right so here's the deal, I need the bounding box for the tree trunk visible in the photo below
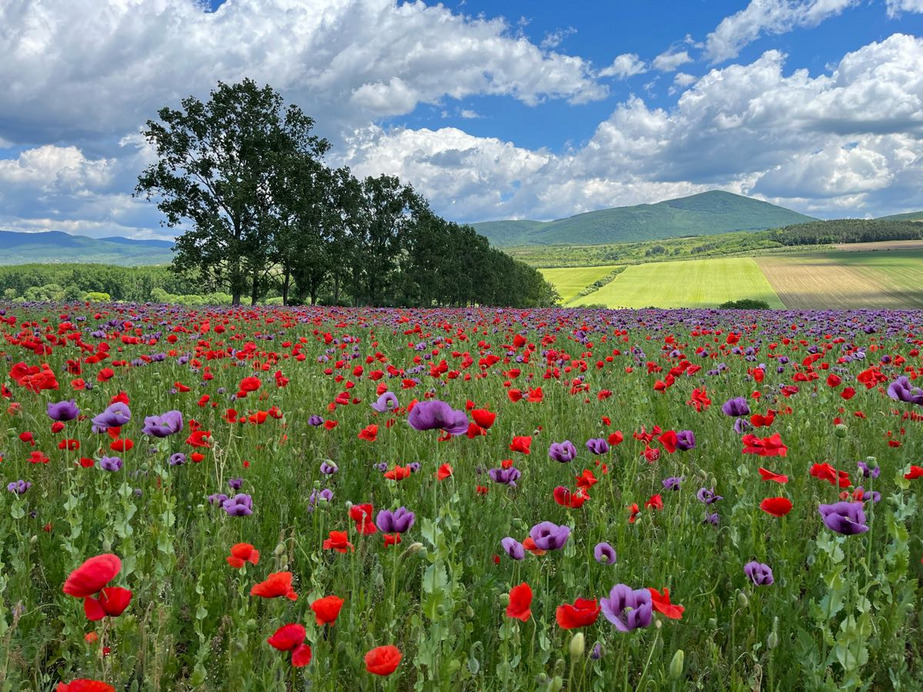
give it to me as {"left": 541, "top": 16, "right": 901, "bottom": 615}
{"left": 281, "top": 268, "right": 291, "bottom": 306}
{"left": 250, "top": 267, "right": 259, "bottom": 306}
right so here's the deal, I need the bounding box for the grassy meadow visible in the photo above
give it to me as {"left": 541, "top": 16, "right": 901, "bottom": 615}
{"left": 0, "top": 303, "right": 921, "bottom": 691}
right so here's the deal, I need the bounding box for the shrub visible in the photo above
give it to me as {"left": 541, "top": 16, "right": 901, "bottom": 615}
{"left": 719, "top": 298, "right": 771, "bottom": 309}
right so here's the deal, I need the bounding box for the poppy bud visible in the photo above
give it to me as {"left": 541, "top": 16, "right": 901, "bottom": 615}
{"left": 549, "top": 675, "right": 564, "bottom": 692}
{"left": 737, "top": 591, "right": 749, "bottom": 609}
{"left": 569, "top": 633, "right": 585, "bottom": 658}
{"left": 669, "top": 649, "right": 685, "bottom": 680}
{"left": 273, "top": 543, "right": 286, "bottom": 556}
{"left": 834, "top": 424, "right": 848, "bottom": 438}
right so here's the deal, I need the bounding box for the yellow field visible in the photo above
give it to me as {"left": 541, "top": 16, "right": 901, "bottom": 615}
{"left": 539, "top": 265, "right": 620, "bottom": 303}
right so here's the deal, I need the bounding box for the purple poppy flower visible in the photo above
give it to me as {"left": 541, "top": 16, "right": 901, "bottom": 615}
{"left": 594, "top": 542, "right": 617, "bottom": 565}
{"left": 662, "top": 476, "right": 684, "bottom": 491}
{"left": 47, "top": 400, "right": 79, "bottom": 422}
{"left": 856, "top": 460, "right": 880, "bottom": 479}
{"left": 703, "top": 512, "right": 720, "bottom": 526}
{"left": 733, "top": 417, "right": 752, "bottom": 435}
{"left": 501, "top": 537, "right": 525, "bottom": 560}
{"left": 141, "top": 410, "right": 183, "bottom": 438}
{"left": 222, "top": 494, "right": 253, "bottom": 517}
{"left": 319, "top": 461, "right": 338, "bottom": 475}
{"left": 818, "top": 502, "right": 869, "bottom": 535}
{"left": 489, "top": 467, "right": 521, "bottom": 487}
{"left": 407, "top": 400, "right": 468, "bottom": 436}
{"left": 855, "top": 487, "right": 881, "bottom": 503}
{"left": 408, "top": 462, "right": 422, "bottom": 473}
{"left": 548, "top": 440, "right": 577, "bottom": 463}
{"left": 371, "top": 391, "right": 399, "bottom": 413}
{"left": 722, "top": 397, "right": 751, "bottom": 417}
{"left": 91, "top": 402, "right": 131, "bottom": 432}
{"left": 676, "top": 430, "right": 696, "bottom": 451}
{"left": 308, "top": 415, "right": 324, "bottom": 427}
{"left": 376, "top": 507, "right": 415, "bottom": 533}
{"left": 600, "top": 584, "right": 653, "bottom": 632}
{"left": 529, "top": 521, "right": 570, "bottom": 551}
{"left": 887, "top": 376, "right": 923, "bottom": 406}
{"left": 590, "top": 643, "right": 603, "bottom": 660}
{"left": 697, "top": 487, "right": 723, "bottom": 505}
{"left": 228, "top": 477, "right": 243, "bottom": 491}
{"left": 7, "top": 480, "right": 31, "bottom": 495}
{"left": 99, "top": 456, "right": 123, "bottom": 472}
{"left": 744, "top": 561, "right": 774, "bottom": 586}
{"left": 208, "top": 492, "right": 229, "bottom": 505}
{"left": 168, "top": 452, "right": 186, "bottom": 466}
{"left": 585, "top": 438, "right": 609, "bottom": 455}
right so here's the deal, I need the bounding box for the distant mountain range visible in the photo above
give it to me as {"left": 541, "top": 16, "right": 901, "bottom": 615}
{"left": 0, "top": 231, "right": 174, "bottom": 265}
{"left": 471, "top": 191, "right": 818, "bottom": 247}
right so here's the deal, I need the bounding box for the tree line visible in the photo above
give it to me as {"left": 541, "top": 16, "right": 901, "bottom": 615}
{"left": 135, "top": 79, "right": 556, "bottom": 308}
{"left": 770, "top": 219, "right": 923, "bottom": 246}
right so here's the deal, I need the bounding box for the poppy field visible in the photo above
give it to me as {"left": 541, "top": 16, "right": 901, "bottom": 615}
{"left": 1, "top": 303, "right": 922, "bottom": 691}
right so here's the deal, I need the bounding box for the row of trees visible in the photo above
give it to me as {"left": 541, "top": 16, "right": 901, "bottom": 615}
{"left": 136, "top": 80, "right": 555, "bottom": 308}
{"left": 771, "top": 219, "right": 923, "bottom": 246}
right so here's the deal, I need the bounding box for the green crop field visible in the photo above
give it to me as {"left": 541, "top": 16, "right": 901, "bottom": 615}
{"left": 538, "top": 265, "right": 621, "bottom": 303}
{"left": 567, "top": 257, "right": 785, "bottom": 309}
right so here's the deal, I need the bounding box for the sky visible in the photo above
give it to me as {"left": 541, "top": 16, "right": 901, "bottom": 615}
{"left": 1, "top": 0, "right": 922, "bottom": 240}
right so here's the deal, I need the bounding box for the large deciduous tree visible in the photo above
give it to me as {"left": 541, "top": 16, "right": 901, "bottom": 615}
{"left": 135, "top": 79, "right": 329, "bottom": 305}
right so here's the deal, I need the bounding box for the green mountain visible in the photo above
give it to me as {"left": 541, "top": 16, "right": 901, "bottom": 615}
{"left": 877, "top": 211, "right": 923, "bottom": 222}
{"left": 471, "top": 191, "right": 817, "bottom": 247}
{"left": 0, "top": 230, "right": 174, "bottom": 265}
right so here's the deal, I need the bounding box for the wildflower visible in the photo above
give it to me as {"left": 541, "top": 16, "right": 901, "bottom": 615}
{"left": 529, "top": 521, "right": 570, "bottom": 551}
{"left": 91, "top": 403, "right": 131, "bottom": 432}
{"left": 323, "top": 530, "right": 354, "bottom": 553}
{"left": 548, "top": 440, "right": 577, "bottom": 463}
{"left": 676, "top": 430, "right": 696, "bottom": 451}
{"left": 221, "top": 494, "right": 253, "bottom": 517}
{"left": 662, "top": 476, "right": 683, "bottom": 491}
{"left": 226, "top": 543, "right": 260, "bottom": 568}
{"left": 856, "top": 460, "right": 880, "bottom": 479}
{"left": 311, "top": 595, "right": 344, "bottom": 625}
{"left": 471, "top": 409, "right": 496, "bottom": 429}
{"left": 7, "top": 480, "right": 31, "bottom": 495}
{"left": 501, "top": 537, "right": 525, "bottom": 560}
{"left": 375, "top": 507, "right": 415, "bottom": 533}
{"left": 506, "top": 583, "right": 532, "bottom": 621}
{"left": 722, "top": 397, "right": 751, "bottom": 417}
{"left": 556, "top": 598, "right": 601, "bottom": 629}
{"left": 744, "top": 561, "right": 774, "bottom": 586}
{"left": 98, "top": 456, "right": 123, "bottom": 472}
{"left": 56, "top": 680, "right": 115, "bottom": 692}
{"left": 141, "top": 411, "right": 183, "bottom": 437}
{"left": 371, "top": 391, "right": 399, "bottom": 413}
{"left": 585, "top": 438, "right": 609, "bottom": 455}
{"left": 350, "top": 504, "right": 377, "bottom": 534}
{"left": 600, "top": 584, "right": 652, "bottom": 632}
{"left": 509, "top": 436, "right": 532, "bottom": 454}
{"left": 488, "top": 467, "right": 521, "bottom": 487}
{"left": 407, "top": 400, "right": 468, "bottom": 435}
{"left": 905, "top": 465, "right": 923, "bottom": 480}
{"left": 267, "top": 624, "right": 312, "bottom": 667}
{"left": 594, "top": 542, "right": 616, "bottom": 565}
{"left": 758, "top": 468, "right": 788, "bottom": 483}
{"left": 250, "top": 572, "right": 298, "bottom": 600}
{"left": 818, "top": 502, "right": 869, "bottom": 535}
{"left": 742, "top": 433, "right": 787, "bottom": 457}
{"left": 696, "top": 487, "right": 722, "bottom": 505}
{"left": 364, "top": 645, "right": 402, "bottom": 676}
{"left": 648, "top": 588, "right": 684, "bottom": 619}
{"left": 760, "top": 497, "right": 793, "bottom": 517}
{"left": 47, "top": 400, "right": 79, "bottom": 422}
{"left": 887, "top": 376, "right": 923, "bottom": 406}
{"left": 436, "top": 463, "right": 453, "bottom": 480}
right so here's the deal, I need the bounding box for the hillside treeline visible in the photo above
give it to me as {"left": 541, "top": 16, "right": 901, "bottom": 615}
{"left": 771, "top": 219, "right": 923, "bottom": 245}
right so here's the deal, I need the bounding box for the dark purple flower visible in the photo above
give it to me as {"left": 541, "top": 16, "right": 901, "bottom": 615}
{"left": 662, "top": 476, "right": 684, "bottom": 491}
{"left": 168, "top": 452, "right": 186, "bottom": 466}
{"left": 376, "top": 507, "right": 415, "bottom": 533}
{"left": 208, "top": 492, "right": 229, "bottom": 505}
{"left": 222, "top": 493, "right": 253, "bottom": 516}
{"left": 600, "top": 584, "right": 652, "bottom": 632}
{"left": 529, "top": 521, "right": 570, "bottom": 551}
{"left": 408, "top": 462, "right": 421, "bottom": 473}
{"left": 47, "top": 399, "right": 79, "bottom": 422}
{"left": 818, "top": 502, "right": 869, "bottom": 535}
{"left": 585, "top": 438, "right": 609, "bottom": 455}
{"left": 548, "top": 440, "right": 577, "bottom": 463}
{"left": 91, "top": 402, "right": 131, "bottom": 432}
{"left": 141, "top": 410, "right": 183, "bottom": 438}
{"left": 697, "top": 487, "right": 722, "bottom": 505}
{"left": 489, "top": 467, "right": 521, "bottom": 487}
{"left": 375, "top": 462, "right": 389, "bottom": 473}
{"left": 733, "top": 417, "right": 752, "bottom": 435}
{"left": 228, "top": 477, "right": 243, "bottom": 491}
{"left": 744, "top": 561, "right": 774, "bottom": 586}
{"left": 590, "top": 643, "right": 603, "bottom": 660}
{"left": 703, "top": 512, "right": 720, "bottom": 526}
{"left": 887, "top": 376, "right": 923, "bottom": 406}
{"left": 855, "top": 487, "right": 881, "bottom": 503}
{"left": 407, "top": 400, "right": 468, "bottom": 436}
{"left": 501, "top": 537, "right": 525, "bottom": 560}
{"left": 99, "top": 456, "right": 123, "bottom": 472}
{"left": 856, "top": 460, "right": 880, "bottom": 479}
{"left": 594, "top": 542, "right": 617, "bottom": 565}
{"left": 722, "top": 397, "right": 751, "bottom": 417}
{"left": 308, "top": 415, "right": 324, "bottom": 427}
{"left": 7, "top": 480, "right": 31, "bottom": 495}
{"left": 371, "top": 391, "right": 399, "bottom": 413}
{"left": 319, "top": 461, "right": 338, "bottom": 475}
{"left": 676, "top": 430, "right": 696, "bottom": 451}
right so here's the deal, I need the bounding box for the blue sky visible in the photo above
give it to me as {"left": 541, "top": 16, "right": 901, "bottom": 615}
{"left": 1, "top": 0, "right": 922, "bottom": 239}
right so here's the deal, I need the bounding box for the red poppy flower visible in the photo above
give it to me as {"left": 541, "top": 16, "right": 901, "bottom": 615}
{"left": 436, "top": 463, "right": 453, "bottom": 481}
{"left": 506, "top": 583, "right": 532, "bottom": 621}
{"left": 645, "top": 494, "right": 664, "bottom": 510}
{"left": 384, "top": 533, "right": 401, "bottom": 546}
{"left": 227, "top": 543, "right": 260, "bottom": 568}
{"left": 63, "top": 554, "right": 121, "bottom": 598}
{"left": 758, "top": 468, "right": 788, "bottom": 483}
{"left": 350, "top": 504, "right": 377, "bottom": 534}
{"left": 658, "top": 430, "right": 678, "bottom": 454}
{"left": 267, "top": 623, "right": 306, "bottom": 651}
{"left": 905, "top": 466, "right": 923, "bottom": 480}
{"left": 358, "top": 424, "right": 378, "bottom": 442}
{"left": 628, "top": 503, "right": 641, "bottom": 524}
{"left": 648, "top": 588, "right": 685, "bottom": 620}
{"left": 383, "top": 465, "right": 411, "bottom": 480}
{"left": 810, "top": 463, "right": 851, "bottom": 488}
{"left": 56, "top": 681, "right": 115, "bottom": 692}
{"left": 323, "top": 531, "right": 354, "bottom": 553}
{"left": 608, "top": 430, "right": 624, "bottom": 446}
{"left": 239, "top": 376, "right": 261, "bottom": 392}
{"left": 185, "top": 430, "right": 212, "bottom": 448}
{"left": 522, "top": 537, "right": 546, "bottom": 556}
{"left": 742, "top": 433, "right": 788, "bottom": 457}
{"left": 311, "top": 595, "right": 344, "bottom": 625}
{"left": 509, "top": 436, "right": 532, "bottom": 454}
{"left": 575, "top": 469, "right": 598, "bottom": 490}
{"left": 250, "top": 572, "right": 298, "bottom": 600}
{"left": 83, "top": 586, "right": 133, "bottom": 621}
{"left": 760, "top": 497, "right": 793, "bottom": 517}
{"left": 364, "top": 645, "right": 402, "bottom": 676}
{"left": 553, "top": 486, "right": 589, "bottom": 508}
{"left": 471, "top": 409, "right": 496, "bottom": 429}
{"left": 555, "top": 598, "right": 600, "bottom": 629}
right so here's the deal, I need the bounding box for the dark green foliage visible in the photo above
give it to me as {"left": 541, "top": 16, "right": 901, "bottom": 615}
{"left": 719, "top": 298, "right": 771, "bottom": 309}
{"left": 770, "top": 219, "right": 923, "bottom": 246}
